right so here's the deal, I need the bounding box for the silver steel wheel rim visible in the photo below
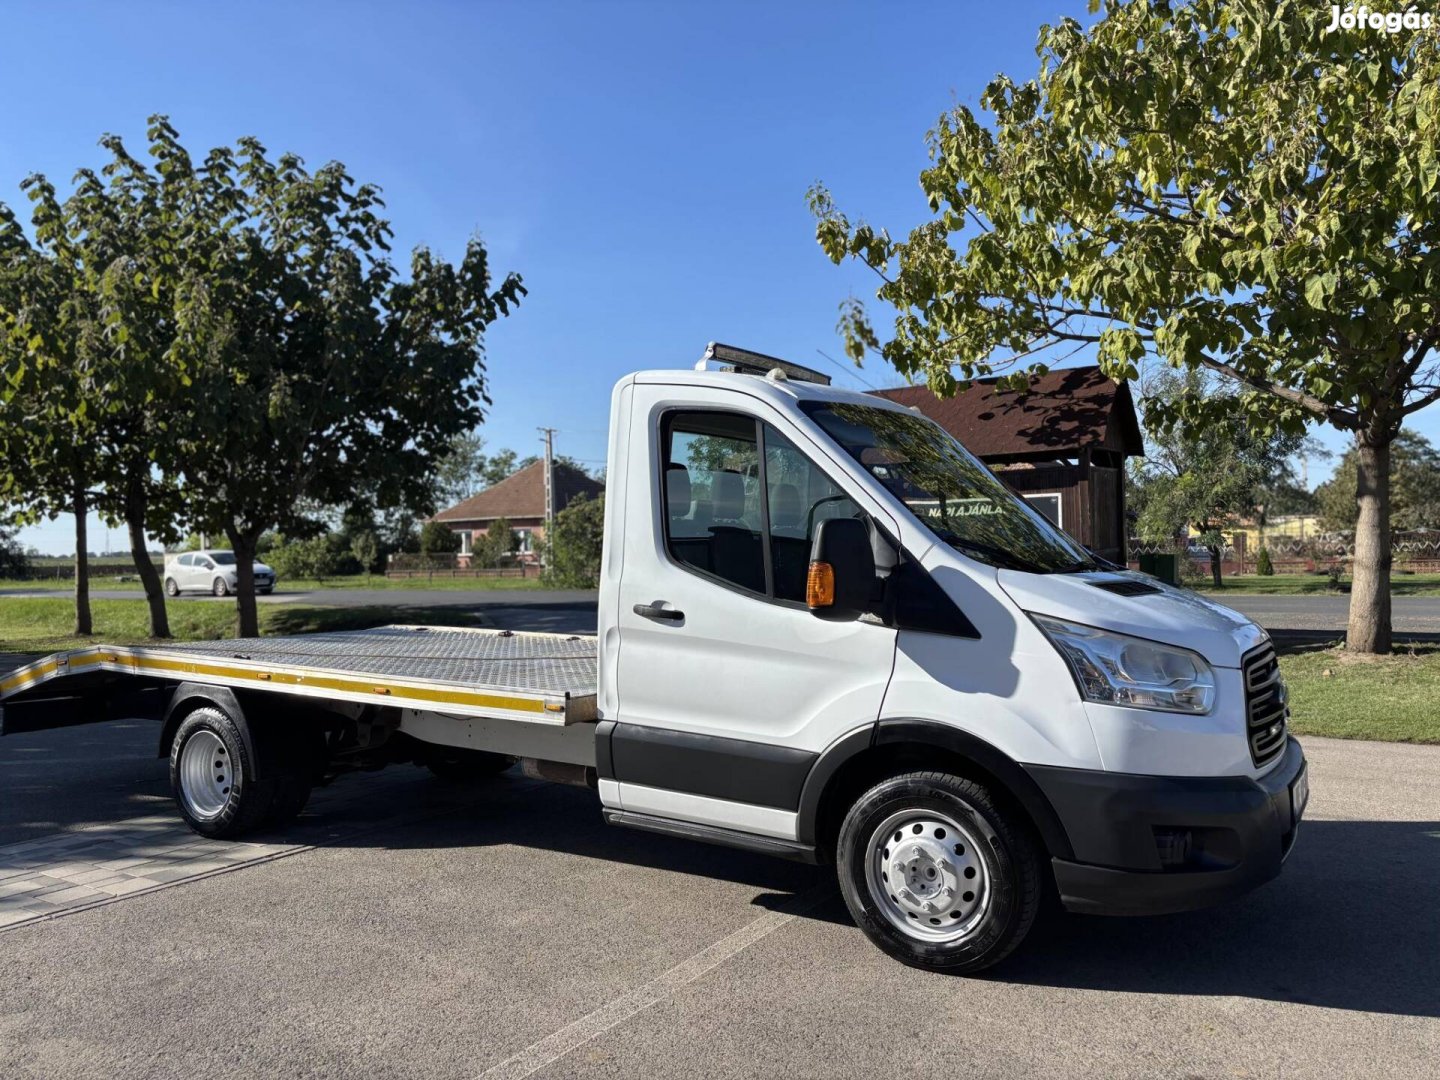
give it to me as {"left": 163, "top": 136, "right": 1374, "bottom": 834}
{"left": 179, "top": 729, "right": 234, "bottom": 820}
{"left": 865, "top": 809, "right": 992, "bottom": 943}
{"left": 213, "top": 578, "right": 226, "bottom": 596}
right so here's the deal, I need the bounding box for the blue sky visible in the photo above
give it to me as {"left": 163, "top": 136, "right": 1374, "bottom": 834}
{"left": 2, "top": 0, "right": 1432, "bottom": 554}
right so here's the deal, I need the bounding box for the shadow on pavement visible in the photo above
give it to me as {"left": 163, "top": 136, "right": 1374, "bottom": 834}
{"left": 998, "top": 818, "right": 1440, "bottom": 1019}
{"left": 255, "top": 774, "right": 1439, "bottom": 1019}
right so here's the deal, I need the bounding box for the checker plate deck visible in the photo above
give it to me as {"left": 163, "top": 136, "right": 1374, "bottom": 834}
{"left": 0, "top": 625, "right": 598, "bottom": 725}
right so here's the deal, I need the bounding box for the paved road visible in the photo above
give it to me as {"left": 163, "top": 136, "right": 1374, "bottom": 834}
{"left": 0, "top": 724, "right": 1436, "bottom": 1077}
{"left": 8, "top": 586, "right": 1440, "bottom": 636}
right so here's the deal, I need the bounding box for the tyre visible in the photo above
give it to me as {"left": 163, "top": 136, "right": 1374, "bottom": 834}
{"left": 169, "top": 706, "right": 315, "bottom": 838}
{"left": 836, "top": 771, "right": 1043, "bottom": 973}
{"left": 424, "top": 750, "right": 516, "bottom": 781}
{"left": 170, "top": 707, "right": 274, "bottom": 838}
{"left": 212, "top": 577, "right": 230, "bottom": 597}
{"left": 164, "top": 577, "right": 180, "bottom": 597}
{"left": 258, "top": 587, "right": 273, "bottom": 595}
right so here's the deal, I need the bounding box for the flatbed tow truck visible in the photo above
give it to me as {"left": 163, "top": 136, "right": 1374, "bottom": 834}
{"left": 0, "top": 343, "right": 1307, "bottom": 972}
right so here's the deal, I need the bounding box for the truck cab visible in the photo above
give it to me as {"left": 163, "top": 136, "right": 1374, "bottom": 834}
{"left": 594, "top": 344, "right": 1305, "bottom": 970}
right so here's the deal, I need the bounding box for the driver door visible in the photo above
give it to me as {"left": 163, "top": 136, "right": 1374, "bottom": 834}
{"left": 610, "top": 396, "right": 898, "bottom": 839}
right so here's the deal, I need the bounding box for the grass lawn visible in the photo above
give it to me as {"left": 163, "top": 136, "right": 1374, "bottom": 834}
{"left": 0, "top": 573, "right": 547, "bottom": 593}
{"left": 1193, "top": 573, "right": 1440, "bottom": 596}
{"left": 0, "top": 597, "right": 486, "bottom": 656}
{"left": 1281, "top": 644, "right": 1440, "bottom": 743}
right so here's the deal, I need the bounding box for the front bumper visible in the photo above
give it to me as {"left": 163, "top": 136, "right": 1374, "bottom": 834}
{"left": 1026, "top": 737, "right": 1306, "bottom": 916}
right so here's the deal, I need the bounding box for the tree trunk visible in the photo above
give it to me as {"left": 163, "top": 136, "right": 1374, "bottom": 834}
{"left": 1208, "top": 545, "right": 1223, "bottom": 588}
{"left": 229, "top": 529, "right": 260, "bottom": 638}
{"left": 72, "top": 476, "right": 92, "bottom": 636}
{"left": 1348, "top": 435, "right": 1392, "bottom": 654}
{"left": 124, "top": 478, "right": 170, "bottom": 639}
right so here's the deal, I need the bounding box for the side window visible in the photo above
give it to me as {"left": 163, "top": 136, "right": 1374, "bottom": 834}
{"left": 663, "top": 412, "right": 765, "bottom": 594}
{"left": 763, "top": 424, "right": 862, "bottom": 602}
{"left": 178, "top": 554, "right": 193, "bottom": 567}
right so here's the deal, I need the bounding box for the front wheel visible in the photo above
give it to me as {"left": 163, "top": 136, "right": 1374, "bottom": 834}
{"left": 836, "top": 771, "right": 1043, "bottom": 973}
{"left": 212, "top": 577, "right": 230, "bottom": 597}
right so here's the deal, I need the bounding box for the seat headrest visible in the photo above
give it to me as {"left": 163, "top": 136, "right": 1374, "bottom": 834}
{"left": 711, "top": 471, "right": 746, "bottom": 520}
{"left": 772, "top": 483, "right": 802, "bottom": 528}
{"left": 666, "top": 464, "right": 692, "bottom": 516}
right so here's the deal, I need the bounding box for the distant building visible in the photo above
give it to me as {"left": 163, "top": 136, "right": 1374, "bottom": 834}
{"left": 432, "top": 460, "right": 604, "bottom": 563}
{"left": 872, "top": 365, "right": 1144, "bottom": 564}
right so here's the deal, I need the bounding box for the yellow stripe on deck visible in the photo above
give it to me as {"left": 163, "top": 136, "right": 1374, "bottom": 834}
{"left": 1, "top": 647, "right": 551, "bottom": 717}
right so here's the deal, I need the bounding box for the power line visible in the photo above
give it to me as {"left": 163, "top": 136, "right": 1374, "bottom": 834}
{"left": 815, "top": 348, "right": 881, "bottom": 392}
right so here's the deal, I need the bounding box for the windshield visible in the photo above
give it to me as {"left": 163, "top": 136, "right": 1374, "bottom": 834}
{"left": 210, "top": 552, "right": 237, "bottom": 566}
{"left": 804, "top": 402, "right": 1097, "bottom": 574}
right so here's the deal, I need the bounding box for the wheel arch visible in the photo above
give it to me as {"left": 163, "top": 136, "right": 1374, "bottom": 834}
{"left": 796, "top": 719, "right": 1074, "bottom": 863}
{"left": 159, "top": 684, "right": 257, "bottom": 775}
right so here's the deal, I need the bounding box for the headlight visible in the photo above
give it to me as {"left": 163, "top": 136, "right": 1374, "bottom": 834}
{"left": 1030, "top": 615, "right": 1215, "bottom": 714}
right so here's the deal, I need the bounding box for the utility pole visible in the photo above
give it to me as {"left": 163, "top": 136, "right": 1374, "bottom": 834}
{"left": 538, "top": 427, "right": 557, "bottom": 567}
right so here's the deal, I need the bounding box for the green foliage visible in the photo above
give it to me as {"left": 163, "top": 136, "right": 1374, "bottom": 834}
{"left": 350, "top": 530, "right": 380, "bottom": 576}
{"left": 471, "top": 516, "right": 518, "bottom": 567}
{"left": 540, "top": 494, "right": 605, "bottom": 588}
{"left": 419, "top": 520, "right": 462, "bottom": 556}
{"left": 12, "top": 115, "right": 529, "bottom": 636}
{"left": 1315, "top": 430, "right": 1440, "bottom": 531}
{"left": 810, "top": 1, "right": 1439, "bottom": 648}
{"left": 1256, "top": 546, "right": 1275, "bottom": 576}
{"left": 1131, "top": 369, "right": 1307, "bottom": 584}
{"left": 0, "top": 521, "right": 28, "bottom": 578}
{"left": 434, "top": 432, "right": 524, "bottom": 507}
{"left": 0, "top": 147, "right": 188, "bottom": 635}
{"left": 266, "top": 534, "right": 342, "bottom": 581}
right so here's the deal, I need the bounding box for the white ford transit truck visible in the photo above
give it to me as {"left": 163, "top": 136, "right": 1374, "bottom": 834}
{"left": 0, "top": 343, "right": 1307, "bottom": 972}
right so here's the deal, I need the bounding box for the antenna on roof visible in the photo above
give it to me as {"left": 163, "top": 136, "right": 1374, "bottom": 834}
{"left": 695, "top": 341, "right": 832, "bottom": 386}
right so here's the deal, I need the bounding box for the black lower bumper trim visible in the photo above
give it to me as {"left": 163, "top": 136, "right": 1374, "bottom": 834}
{"left": 1028, "top": 738, "right": 1307, "bottom": 917}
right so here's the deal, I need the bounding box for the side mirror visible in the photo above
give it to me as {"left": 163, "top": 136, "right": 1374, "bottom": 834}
{"left": 807, "top": 517, "right": 874, "bottom": 621}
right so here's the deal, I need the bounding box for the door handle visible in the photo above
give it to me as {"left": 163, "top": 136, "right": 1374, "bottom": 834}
{"left": 633, "top": 602, "right": 684, "bottom": 623}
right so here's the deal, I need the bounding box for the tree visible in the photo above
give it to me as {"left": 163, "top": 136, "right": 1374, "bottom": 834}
{"left": 517, "top": 452, "right": 592, "bottom": 478}
{"left": 0, "top": 219, "right": 99, "bottom": 633}
{"left": 147, "top": 117, "right": 523, "bottom": 636}
{"left": 435, "top": 430, "right": 490, "bottom": 506}
{"left": 0, "top": 520, "right": 28, "bottom": 578}
{"left": 540, "top": 494, "right": 605, "bottom": 588}
{"left": 267, "top": 534, "right": 341, "bottom": 582}
{"left": 350, "top": 529, "right": 380, "bottom": 578}
{"left": 419, "top": 520, "right": 461, "bottom": 556}
{"left": 811, "top": 1, "right": 1440, "bottom": 652}
{"left": 1256, "top": 546, "right": 1275, "bottom": 576}
{"left": 1316, "top": 430, "right": 1440, "bottom": 532}
{"left": 473, "top": 516, "right": 518, "bottom": 567}
{"left": 1132, "top": 369, "right": 1306, "bottom": 586}
{"left": 1, "top": 134, "right": 193, "bottom": 639}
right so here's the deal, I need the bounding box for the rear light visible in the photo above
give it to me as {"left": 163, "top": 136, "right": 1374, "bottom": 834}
{"left": 806, "top": 561, "right": 835, "bottom": 608}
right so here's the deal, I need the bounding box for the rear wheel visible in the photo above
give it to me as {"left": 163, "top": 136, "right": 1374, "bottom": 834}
{"left": 836, "top": 771, "right": 1043, "bottom": 973}
{"left": 424, "top": 749, "right": 516, "bottom": 781}
{"left": 170, "top": 706, "right": 315, "bottom": 838}
{"left": 165, "top": 577, "right": 180, "bottom": 597}
{"left": 212, "top": 577, "right": 230, "bottom": 597}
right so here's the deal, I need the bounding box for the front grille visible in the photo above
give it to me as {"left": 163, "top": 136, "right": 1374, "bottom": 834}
{"left": 1243, "top": 643, "right": 1288, "bottom": 767}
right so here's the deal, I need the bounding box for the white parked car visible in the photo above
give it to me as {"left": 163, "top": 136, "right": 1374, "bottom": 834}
{"left": 164, "top": 550, "right": 278, "bottom": 597}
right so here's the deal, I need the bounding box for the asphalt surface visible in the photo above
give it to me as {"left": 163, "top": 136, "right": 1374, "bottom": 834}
{"left": 0, "top": 721, "right": 1436, "bottom": 1078}
{"left": 7, "top": 587, "right": 1440, "bottom": 636}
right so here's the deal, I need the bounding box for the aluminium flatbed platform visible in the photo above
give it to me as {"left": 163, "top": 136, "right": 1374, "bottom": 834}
{"left": 0, "top": 625, "right": 598, "bottom": 727}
